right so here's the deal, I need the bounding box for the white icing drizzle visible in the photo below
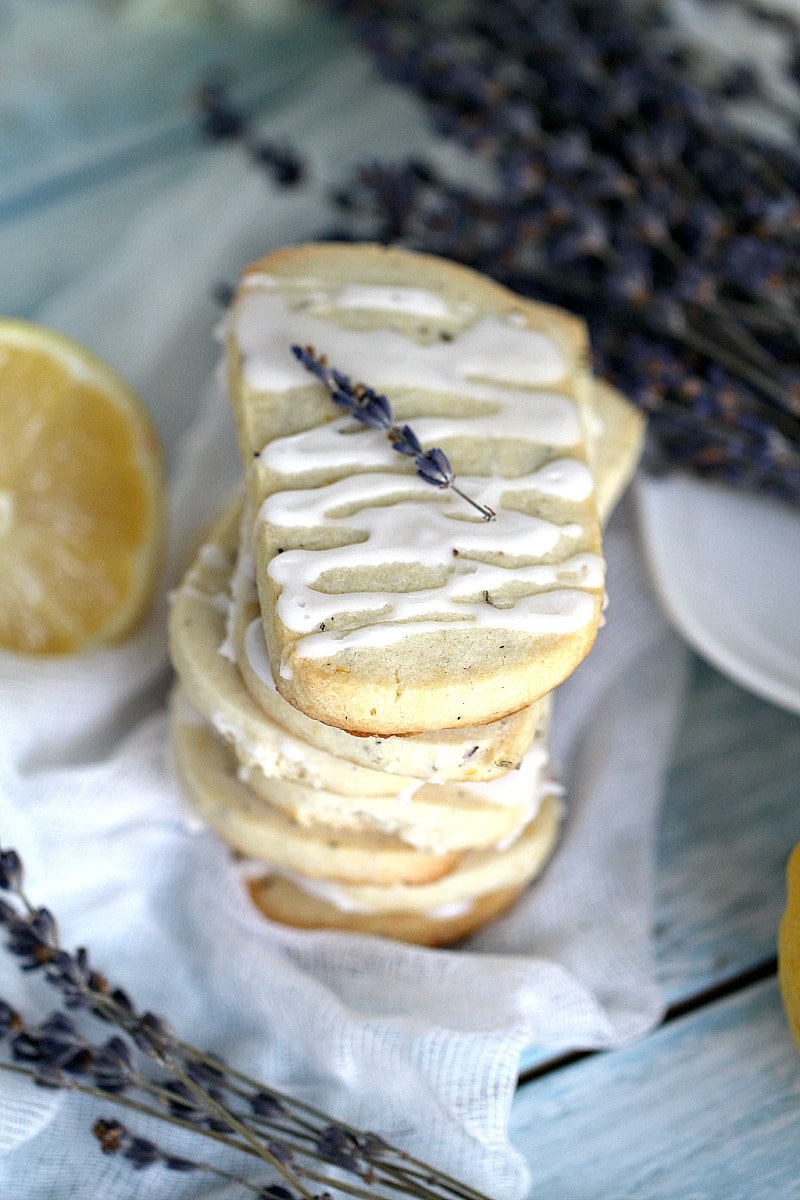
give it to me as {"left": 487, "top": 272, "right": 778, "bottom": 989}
{"left": 218, "top": 536, "right": 257, "bottom": 664}
{"left": 237, "top": 278, "right": 568, "bottom": 391}
{"left": 262, "top": 485, "right": 599, "bottom": 659}
{"left": 259, "top": 408, "right": 582, "bottom": 477}
{"left": 234, "top": 276, "right": 602, "bottom": 665}
{"left": 245, "top": 616, "right": 280, "bottom": 692}
{"left": 333, "top": 284, "right": 458, "bottom": 318}
{"left": 259, "top": 420, "right": 596, "bottom": 511}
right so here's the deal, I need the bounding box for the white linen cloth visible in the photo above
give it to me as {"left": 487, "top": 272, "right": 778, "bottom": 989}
{"left": 0, "top": 5, "right": 690, "bottom": 1196}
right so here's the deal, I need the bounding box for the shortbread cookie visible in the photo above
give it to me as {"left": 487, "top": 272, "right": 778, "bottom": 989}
{"left": 241, "top": 741, "right": 551, "bottom": 854}
{"left": 171, "top": 699, "right": 462, "bottom": 885}
{"left": 169, "top": 523, "right": 419, "bottom": 796}
{"left": 171, "top": 498, "right": 546, "bottom": 783}
{"left": 169, "top": 505, "right": 549, "bottom": 794}
{"left": 172, "top": 685, "right": 551, "bottom": 853}
{"left": 591, "top": 379, "right": 645, "bottom": 523}
{"left": 235, "top": 710, "right": 552, "bottom": 854}
{"left": 246, "top": 875, "right": 526, "bottom": 946}
{"left": 227, "top": 503, "right": 546, "bottom": 780}
{"left": 244, "top": 789, "right": 561, "bottom": 927}
{"left": 234, "top": 379, "right": 641, "bottom": 770}
{"left": 227, "top": 243, "right": 605, "bottom": 734}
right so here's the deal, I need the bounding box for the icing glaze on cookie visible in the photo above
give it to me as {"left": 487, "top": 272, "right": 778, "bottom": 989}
{"left": 233, "top": 276, "right": 603, "bottom": 667}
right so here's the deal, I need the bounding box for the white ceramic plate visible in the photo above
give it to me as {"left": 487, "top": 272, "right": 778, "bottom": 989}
{"left": 635, "top": 473, "right": 800, "bottom": 716}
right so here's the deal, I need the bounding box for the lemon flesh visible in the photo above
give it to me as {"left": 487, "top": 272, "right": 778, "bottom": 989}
{"left": 0, "top": 320, "right": 164, "bottom": 655}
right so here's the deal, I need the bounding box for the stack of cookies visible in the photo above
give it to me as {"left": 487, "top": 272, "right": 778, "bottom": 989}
{"left": 168, "top": 244, "right": 643, "bottom": 945}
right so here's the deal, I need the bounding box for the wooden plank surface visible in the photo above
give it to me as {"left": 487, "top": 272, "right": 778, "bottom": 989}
{"left": 512, "top": 977, "right": 800, "bottom": 1199}
{"left": 518, "top": 654, "right": 800, "bottom": 1075}
{"left": 655, "top": 657, "right": 800, "bottom": 1004}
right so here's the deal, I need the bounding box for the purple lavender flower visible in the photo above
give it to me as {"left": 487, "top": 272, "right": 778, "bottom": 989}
{"left": 316, "top": 0, "right": 800, "bottom": 506}
{"left": 291, "top": 344, "right": 494, "bottom": 518}
{"left": 0, "top": 849, "right": 23, "bottom": 892}
{"left": 196, "top": 81, "right": 247, "bottom": 142}
{"left": 0, "top": 841, "right": 496, "bottom": 1199}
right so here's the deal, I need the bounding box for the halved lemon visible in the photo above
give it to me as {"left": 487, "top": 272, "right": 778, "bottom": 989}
{"left": 0, "top": 320, "right": 165, "bottom": 655}
{"left": 779, "top": 842, "right": 800, "bottom": 1050}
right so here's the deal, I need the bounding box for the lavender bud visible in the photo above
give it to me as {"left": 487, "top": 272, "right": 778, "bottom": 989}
{"left": 0, "top": 999, "right": 22, "bottom": 1038}
{"left": 12, "top": 1032, "right": 45, "bottom": 1062}
{"left": 247, "top": 141, "right": 305, "bottom": 187}
{"left": 40, "top": 1012, "right": 77, "bottom": 1038}
{"left": 33, "top": 1064, "right": 64, "bottom": 1089}
{"left": 211, "top": 280, "right": 235, "bottom": 310}
{"left": 415, "top": 447, "right": 454, "bottom": 487}
{"left": 62, "top": 1047, "right": 93, "bottom": 1074}
{"left": 196, "top": 82, "right": 246, "bottom": 142}
{"left": 162, "top": 1079, "right": 207, "bottom": 1123}
{"left": 358, "top": 392, "right": 393, "bottom": 429}
{"left": 133, "top": 1011, "right": 171, "bottom": 1057}
{"left": 46, "top": 949, "right": 91, "bottom": 1009}
{"left": 316, "top": 1124, "right": 351, "bottom": 1154}
{"left": 266, "top": 1140, "right": 295, "bottom": 1165}
{"left": 0, "top": 849, "right": 23, "bottom": 891}
{"left": 359, "top": 1131, "right": 394, "bottom": 1157}
{"left": 315, "top": 1125, "right": 372, "bottom": 1178}
{"left": 789, "top": 39, "right": 800, "bottom": 89}
{"left": 184, "top": 1054, "right": 227, "bottom": 1087}
{"left": 124, "top": 1136, "right": 161, "bottom": 1170}
{"left": 93, "top": 1118, "right": 124, "bottom": 1154}
{"left": 164, "top": 1156, "right": 197, "bottom": 1173}
{"left": 8, "top": 908, "right": 58, "bottom": 970}
{"left": 92, "top": 1036, "right": 133, "bottom": 1093}
{"left": 204, "top": 1085, "right": 234, "bottom": 1134}
{"left": 390, "top": 424, "right": 423, "bottom": 456}
{"left": 39, "top": 1012, "right": 85, "bottom": 1069}
{"left": 717, "top": 64, "right": 759, "bottom": 100}
{"left": 291, "top": 344, "right": 327, "bottom": 380}
{"left": 250, "top": 1089, "right": 285, "bottom": 1118}
{"left": 31, "top": 908, "right": 57, "bottom": 945}
{"left": 110, "top": 987, "right": 133, "bottom": 1015}
{"left": 330, "top": 387, "right": 357, "bottom": 411}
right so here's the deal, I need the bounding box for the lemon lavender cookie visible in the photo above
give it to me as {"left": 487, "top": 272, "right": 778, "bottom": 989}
{"left": 227, "top": 243, "right": 605, "bottom": 734}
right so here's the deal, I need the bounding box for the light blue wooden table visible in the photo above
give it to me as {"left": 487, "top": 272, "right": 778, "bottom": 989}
{"left": 514, "top": 658, "right": 800, "bottom": 1197}
{"left": 3, "top": 7, "right": 800, "bottom": 1195}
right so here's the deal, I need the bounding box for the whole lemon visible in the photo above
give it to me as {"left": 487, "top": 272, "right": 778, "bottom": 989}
{"left": 779, "top": 843, "right": 800, "bottom": 1049}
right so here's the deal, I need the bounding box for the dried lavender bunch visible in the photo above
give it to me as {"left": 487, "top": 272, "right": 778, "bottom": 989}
{"left": 315, "top": 0, "right": 800, "bottom": 505}
{"left": 0, "top": 846, "right": 491, "bottom": 1200}
{"left": 326, "top": 159, "right": 800, "bottom": 503}
{"left": 291, "top": 343, "right": 496, "bottom": 519}
{"left": 197, "top": 79, "right": 305, "bottom": 188}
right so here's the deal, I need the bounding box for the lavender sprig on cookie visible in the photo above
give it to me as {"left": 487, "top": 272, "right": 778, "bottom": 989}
{"left": 291, "top": 343, "right": 496, "bottom": 520}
